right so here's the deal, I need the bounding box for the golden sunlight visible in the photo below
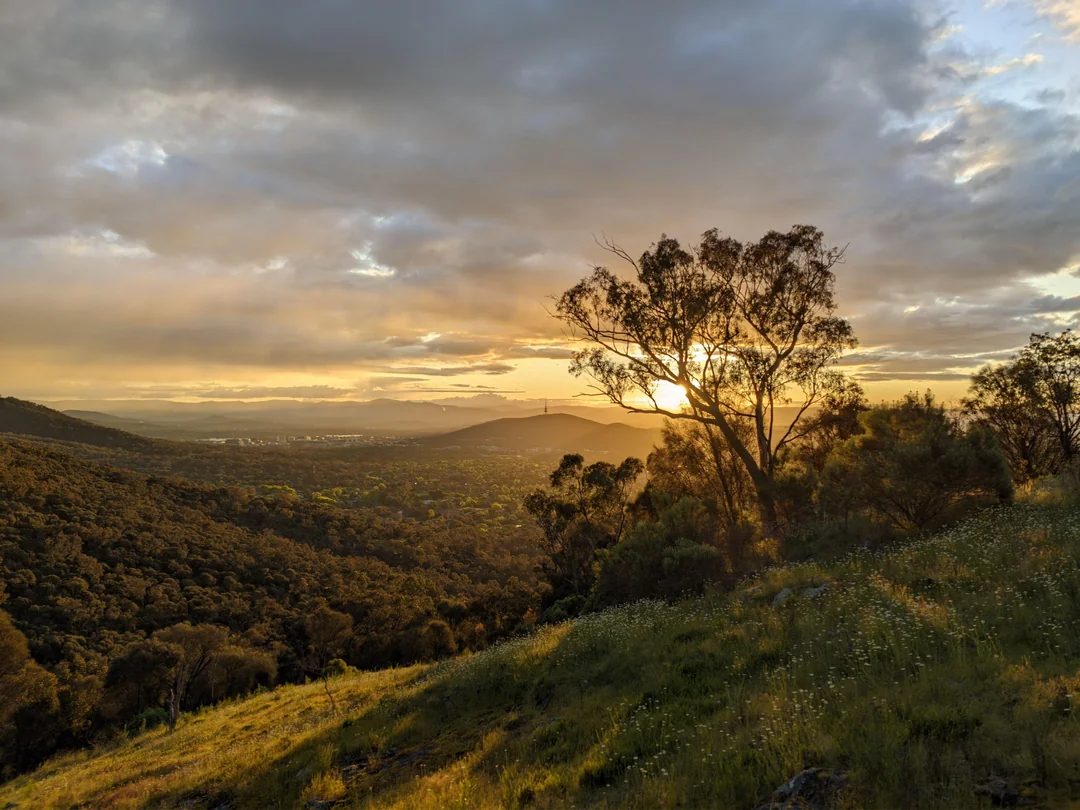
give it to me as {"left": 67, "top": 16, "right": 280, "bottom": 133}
{"left": 651, "top": 381, "right": 689, "bottom": 412}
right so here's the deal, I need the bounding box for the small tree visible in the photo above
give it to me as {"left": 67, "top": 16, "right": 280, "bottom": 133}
{"left": 966, "top": 330, "right": 1080, "bottom": 480}
{"left": 788, "top": 377, "right": 868, "bottom": 474}
{"left": 822, "top": 393, "right": 1012, "bottom": 531}
{"left": 556, "top": 225, "right": 856, "bottom": 535}
{"left": 646, "top": 418, "right": 754, "bottom": 531}
{"left": 153, "top": 623, "right": 229, "bottom": 732}
{"left": 104, "top": 637, "right": 182, "bottom": 718}
{"left": 589, "top": 497, "right": 728, "bottom": 609}
{"left": 304, "top": 605, "right": 353, "bottom": 714}
{"left": 524, "top": 454, "right": 644, "bottom": 601}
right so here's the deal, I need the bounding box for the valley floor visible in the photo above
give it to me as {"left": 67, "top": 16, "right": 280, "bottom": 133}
{"left": 3, "top": 501, "right": 1080, "bottom": 809}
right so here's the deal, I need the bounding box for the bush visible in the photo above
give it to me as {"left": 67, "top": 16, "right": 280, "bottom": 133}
{"left": 126, "top": 707, "right": 170, "bottom": 734}
{"left": 323, "top": 658, "right": 351, "bottom": 678}
{"left": 588, "top": 498, "right": 730, "bottom": 609}
{"left": 401, "top": 620, "right": 458, "bottom": 662}
{"left": 540, "top": 595, "right": 586, "bottom": 625}
{"left": 820, "top": 393, "right": 1012, "bottom": 532}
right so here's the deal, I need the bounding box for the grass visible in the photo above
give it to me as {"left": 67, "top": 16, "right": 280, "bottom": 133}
{"left": 3, "top": 499, "right": 1080, "bottom": 809}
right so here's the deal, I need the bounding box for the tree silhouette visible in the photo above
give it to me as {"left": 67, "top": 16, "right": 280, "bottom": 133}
{"left": 524, "top": 454, "right": 644, "bottom": 600}
{"left": 154, "top": 623, "right": 229, "bottom": 731}
{"left": 965, "top": 330, "right": 1080, "bottom": 480}
{"left": 304, "top": 605, "right": 353, "bottom": 713}
{"left": 556, "top": 225, "right": 855, "bottom": 534}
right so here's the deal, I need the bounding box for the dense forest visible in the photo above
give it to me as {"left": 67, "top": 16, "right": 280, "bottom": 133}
{"left": 0, "top": 438, "right": 544, "bottom": 775}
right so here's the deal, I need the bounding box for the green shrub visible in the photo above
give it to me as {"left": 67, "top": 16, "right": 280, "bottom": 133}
{"left": 540, "top": 595, "right": 586, "bottom": 624}
{"left": 126, "top": 707, "right": 169, "bottom": 734}
{"left": 820, "top": 392, "right": 1013, "bottom": 532}
{"left": 588, "top": 498, "right": 729, "bottom": 609}
{"left": 323, "top": 658, "right": 350, "bottom": 678}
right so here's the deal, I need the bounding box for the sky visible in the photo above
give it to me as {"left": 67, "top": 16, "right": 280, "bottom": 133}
{"left": 2, "top": 0, "right": 1080, "bottom": 406}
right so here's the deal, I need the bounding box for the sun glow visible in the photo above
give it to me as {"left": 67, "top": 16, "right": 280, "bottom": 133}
{"left": 651, "top": 381, "right": 690, "bottom": 412}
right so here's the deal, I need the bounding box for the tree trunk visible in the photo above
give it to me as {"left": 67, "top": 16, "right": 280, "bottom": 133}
{"left": 166, "top": 686, "right": 180, "bottom": 732}
{"left": 322, "top": 674, "right": 338, "bottom": 714}
{"left": 754, "top": 481, "right": 779, "bottom": 541}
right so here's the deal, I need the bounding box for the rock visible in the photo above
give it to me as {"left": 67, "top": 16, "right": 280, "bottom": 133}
{"left": 975, "top": 778, "right": 1021, "bottom": 807}
{"left": 771, "top": 588, "right": 794, "bottom": 607}
{"left": 754, "top": 768, "right": 849, "bottom": 809}
{"left": 803, "top": 584, "right": 829, "bottom": 598}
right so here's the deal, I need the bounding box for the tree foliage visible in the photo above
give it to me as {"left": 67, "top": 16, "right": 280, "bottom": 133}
{"left": 556, "top": 225, "right": 856, "bottom": 532}
{"left": 0, "top": 438, "right": 545, "bottom": 775}
{"left": 822, "top": 394, "right": 1013, "bottom": 531}
{"left": 965, "top": 330, "right": 1080, "bottom": 481}
{"left": 524, "top": 454, "right": 644, "bottom": 601}
{"left": 0, "top": 608, "right": 60, "bottom": 778}
{"left": 644, "top": 419, "right": 753, "bottom": 531}
{"left": 589, "top": 497, "right": 730, "bottom": 609}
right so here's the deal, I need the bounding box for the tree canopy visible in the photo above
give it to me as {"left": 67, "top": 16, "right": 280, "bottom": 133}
{"left": 556, "top": 225, "right": 856, "bottom": 532}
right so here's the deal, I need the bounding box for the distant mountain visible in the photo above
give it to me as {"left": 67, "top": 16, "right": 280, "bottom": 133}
{"left": 424, "top": 413, "right": 662, "bottom": 460}
{"left": 0, "top": 397, "right": 157, "bottom": 450}
{"left": 37, "top": 397, "right": 803, "bottom": 441}
{"left": 63, "top": 409, "right": 177, "bottom": 434}
{"left": 40, "top": 398, "right": 514, "bottom": 438}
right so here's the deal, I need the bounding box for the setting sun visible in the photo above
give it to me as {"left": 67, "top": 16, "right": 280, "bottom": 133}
{"left": 651, "top": 381, "right": 690, "bottom": 412}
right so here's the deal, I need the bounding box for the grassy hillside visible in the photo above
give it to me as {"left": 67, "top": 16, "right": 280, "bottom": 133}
{"left": 4, "top": 499, "right": 1079, "bottom": 809}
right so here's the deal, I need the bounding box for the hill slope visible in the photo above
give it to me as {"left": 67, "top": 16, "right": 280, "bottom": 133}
{"left": 0, "top": 397, "right": 158, "bottom": 450}
{"left": 426, "top": 413, "right": 662, "bottom": 460}
{"left": 4, "top": 500, "right": 1078, "bottom": 809}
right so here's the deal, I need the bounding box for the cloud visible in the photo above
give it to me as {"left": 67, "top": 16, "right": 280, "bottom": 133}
{"left": 984, "top": 53, "right": 1044, "bottom": 75}
{"left": 190, "top": 385, "right": 354, "bottom": 400}
{"left": 1026, "top": 0, "right": 1080, "bottom": 40}
{"left": 2, "top": 0, "right": 1080, "bottom": 399}
{"left": 379, "top": 363, "right": 515, "bottom": 377}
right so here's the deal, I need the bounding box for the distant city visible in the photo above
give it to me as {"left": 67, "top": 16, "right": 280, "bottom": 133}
{"left": 196, "top": 434, "right": 408, "bottom": 448}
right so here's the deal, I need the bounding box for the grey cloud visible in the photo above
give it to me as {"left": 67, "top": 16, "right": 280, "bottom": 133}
{"left": 191, "top": 385, "right": 354, "bottom": 399}
{"left": 2, "top": 0, "right": 1080, "bottom": 397}
{"left": 379, "top": 363, "right": 515, "bottom": 377}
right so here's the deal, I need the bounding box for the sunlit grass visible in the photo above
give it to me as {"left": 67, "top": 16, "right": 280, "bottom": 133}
{"left": 3, "top": 501, "right": 1080, "bottom": 808}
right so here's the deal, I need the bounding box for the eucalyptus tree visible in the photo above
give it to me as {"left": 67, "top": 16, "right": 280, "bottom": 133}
{"left": 556, "top": 225, "right": 856, "bottom": 534}
{"left": 965, "top": 330, "right": 1080, "bottom": 480}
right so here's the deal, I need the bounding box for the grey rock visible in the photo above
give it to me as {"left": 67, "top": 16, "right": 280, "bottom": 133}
{"left": 754, "top": 768, "right": 849, "bottom": 809}
{"left": 771, "top": 588, "right": 794, "bottom": 607}
{"left": 803, "top": 584, "right": 829, "bottom": 598}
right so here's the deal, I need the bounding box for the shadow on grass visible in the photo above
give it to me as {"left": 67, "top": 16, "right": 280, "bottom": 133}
{"left": 185, "top": 604, "right": 741, "bottom": 809}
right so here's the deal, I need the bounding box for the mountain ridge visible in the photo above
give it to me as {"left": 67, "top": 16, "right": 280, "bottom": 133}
{"left": 0, "top": 397, "right": 159, "bottom": 450}
{"left": 424, "top": 412, "right": 663, "bottom": 460}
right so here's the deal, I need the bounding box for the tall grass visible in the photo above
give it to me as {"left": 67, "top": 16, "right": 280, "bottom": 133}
{"left": 2, "top": 501, "right": 1079, "bottom": 808}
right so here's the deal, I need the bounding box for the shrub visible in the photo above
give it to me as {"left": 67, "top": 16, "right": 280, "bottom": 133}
{"left": 125, "top": 707, "right": 170, "bottom": 734}
{"left": 588, "top": 498, "right": 730, "bottom": 609}
{"left": 540, "top": 595, "right": 586, "bottom": 625}
{"left": 323, "top": 658, "right": 351, "bottom": 678}
{"left": 821, "top": 392, "right": 1013, "bottom": 532}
